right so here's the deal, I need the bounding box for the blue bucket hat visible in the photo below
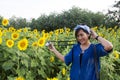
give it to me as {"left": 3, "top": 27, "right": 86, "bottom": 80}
{"left": 74, "top": 24, "right": 91, "bottom": 34}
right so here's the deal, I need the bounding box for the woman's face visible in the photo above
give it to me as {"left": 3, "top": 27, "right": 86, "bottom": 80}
{"left": 76, "top": 29, "right": 90, "bottom": 45}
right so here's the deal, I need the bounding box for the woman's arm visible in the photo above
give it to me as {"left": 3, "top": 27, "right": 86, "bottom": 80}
{"left": 48, "top": 43, "right": 64, "bottom": 62}
{"left": 90, "top": 30, "right": 113, "bottom": 51}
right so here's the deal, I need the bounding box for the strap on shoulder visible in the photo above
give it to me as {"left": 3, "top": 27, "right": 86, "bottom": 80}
{"left": 93, "top": 44, "right": 100, "bottom": 80}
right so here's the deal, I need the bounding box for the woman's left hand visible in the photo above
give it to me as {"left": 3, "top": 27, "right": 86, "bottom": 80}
{"left": 90, "top": 29, "right": 98, "bottom": 39}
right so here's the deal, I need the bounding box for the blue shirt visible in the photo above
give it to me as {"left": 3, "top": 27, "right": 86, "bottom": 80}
{"left": 64, "top": 43, "right": 111, "bottom": 80}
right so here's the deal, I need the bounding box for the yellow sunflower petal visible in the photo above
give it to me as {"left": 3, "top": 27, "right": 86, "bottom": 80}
{"left": 18, "top": 38, "right": 28, "bottom": 51}
{"left": 38, "top": 37, "right": 45, "bottom": 47}
{"left": 12, "top": 32, "right": 19, "bottom": 40}
{"left": 2, "top": 18, "right": 9, "bottom": 26}
{"left": 6, "top": 39, "right": 14, "bottom": 48}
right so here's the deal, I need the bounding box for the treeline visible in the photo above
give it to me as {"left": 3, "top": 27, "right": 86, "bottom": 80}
{"left": 29, "top": 7, "right": 106, "bottom": 31}
{"left": 0, "top": 7, "right": 118, "bottom": 31}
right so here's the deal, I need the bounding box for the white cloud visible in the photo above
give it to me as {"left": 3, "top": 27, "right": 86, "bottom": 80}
{"left": 0, "top": 0, "right": 116, "bottom": 19}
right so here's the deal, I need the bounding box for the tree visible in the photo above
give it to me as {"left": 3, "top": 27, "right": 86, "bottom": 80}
{"left": 9, "top": 16, "right": 29, "bottom": 29}
{"left": 105, "top": 0, "right": 120, "bottom": 27}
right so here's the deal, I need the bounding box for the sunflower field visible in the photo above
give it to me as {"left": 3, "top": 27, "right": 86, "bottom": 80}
{"left": 0, "top": 18, "right": 120, "bottom": 80}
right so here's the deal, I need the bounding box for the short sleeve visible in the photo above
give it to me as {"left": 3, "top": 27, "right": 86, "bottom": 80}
{"left": 64, "top": 48, "right": 73, "bottom": 66}
{"left": 96, "top": 43, "right": 112, "bottom": 57}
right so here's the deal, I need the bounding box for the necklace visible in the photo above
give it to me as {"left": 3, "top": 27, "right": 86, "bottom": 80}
{"left": 80, "top": 43, "right": 91, "bottom": 53}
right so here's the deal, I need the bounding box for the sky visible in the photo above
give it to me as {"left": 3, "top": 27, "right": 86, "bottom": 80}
{"left": 0, "top": 0, "right": 117, "bottom": 19}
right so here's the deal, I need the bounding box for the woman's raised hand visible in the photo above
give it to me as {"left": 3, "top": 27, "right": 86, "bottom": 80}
{"left": 90, "top": 29, "right": 98, "bottom": 39}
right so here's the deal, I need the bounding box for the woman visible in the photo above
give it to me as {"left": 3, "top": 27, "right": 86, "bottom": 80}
{"left": 47, "top": 24, "right": 113, "bottom": 80}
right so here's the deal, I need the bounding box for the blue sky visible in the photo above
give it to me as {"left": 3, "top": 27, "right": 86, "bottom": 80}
{"left": 0, "top": 0, "right": 116, "bottom": 19}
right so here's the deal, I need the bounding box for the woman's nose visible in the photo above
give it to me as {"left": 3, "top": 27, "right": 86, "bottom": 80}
{"left": 77, "top": 36, "right": 82, "bottom": 40}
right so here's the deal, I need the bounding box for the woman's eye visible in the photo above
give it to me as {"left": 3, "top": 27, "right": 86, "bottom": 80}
{"left": 77, "top": 34, "right": 83, "bottom": 37}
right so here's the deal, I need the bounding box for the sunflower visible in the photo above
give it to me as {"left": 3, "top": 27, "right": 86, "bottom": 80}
{"left": 0, "top": 31, "right": 3, "bottom": 37}
{"left": 42, "top": 30, "right": 45, "bottom": 34}
{"left": 33, "top": 29, "right": 38, "bottom": 33}
{"left": 50, "top": 56, "right": 54, "bottom": 62}
{"left": 23, "top": 28, "right": 28, "bottom": 32}
{"left": 0, "top": 38, "right": 2, "bottom": 44}
{"left": 91, "top": 26, "right": 98, "bottom": 31}
{"left": 3, "top": 29, "right": 8, "bottom": 33}
{"left": 17, "top": 29, "right": 22, "bottom": 32}
{"left": 60, "top": 29, "right": 64, "bottom": 33}
{"left": 66, "top": 28, "right": 70, "bottom": 32}
{"left": 43, "top": 33, "right": 49, "bottom": 39}
{"left": 12, "top": 32, "right": 19, "bottom": 40}
{"left": 98, "top": 32, "right": 104, "bottom": 37}
{"left": 32, "top": 42, "right": 38, "bottom": 47}
{"left": 47, "top": 78, "right": 51, "bottom": 80}
{"left": 67, "top": 77, "right": 70, "bottom": 80}
{"left": 49, "top": 31, "right": 53, "bottom": 35}
{"left": 15, "top": 76, "right": 25, "bottom": 80}
{"left": 38, "top": 37, "right": 45, "bottom": 47}
{"left": 62, "top": 68, "right": 66, "bottom": 75}
{"left": 0, "top": 28, "right": 3, "bottom": 31}
{"left": 2, "top": 18, "right": 9, "bottom": 26}
{"left": 36, "top": 33, "right": 40, "bottom": 39}
{"left": 6, "top": 39, "right": 14, "bottom": 48}
{"left": 9, "top": 26, "right": 16, "bottom": 32}
{"left": 113, "top": 50, "right": 119, "bottom": 59}
{"left": 9, "top": 26, "right": 14, "bottom": 30}
{"left": 18, "top": 38, "right": 28, "bottom": 51}
{"left": 54, "top": 29, "right": 59, "bottom": 35}
{"left": 52, "top": 77, "right": 58, "bottom": 80}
